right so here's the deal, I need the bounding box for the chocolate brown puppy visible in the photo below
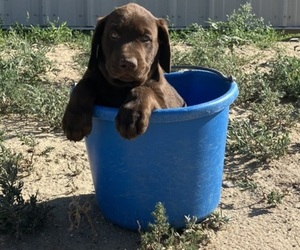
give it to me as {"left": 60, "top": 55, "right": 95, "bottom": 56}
{"left": 62, "top": 3, "right": 185, "bottom": 141}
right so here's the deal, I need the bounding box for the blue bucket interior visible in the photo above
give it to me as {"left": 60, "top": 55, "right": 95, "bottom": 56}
{"left": 166, "top": 70, "right": 233, "bottom": 106}
{"left": 86, "top": 69, "right": 239, "bottom": 230}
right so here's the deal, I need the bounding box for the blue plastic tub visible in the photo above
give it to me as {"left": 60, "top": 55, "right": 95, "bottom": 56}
{"left": 85, "top": 68, "right": 238, "bottom": 230}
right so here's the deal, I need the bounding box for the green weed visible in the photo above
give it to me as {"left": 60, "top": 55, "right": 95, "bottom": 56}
{"left": 268, "top": 55, "right": 300, "bottom": 100}
{"left": 0, "top": 27, "right": 69, "bottom": 129}
{"left": 171, "top": 5, "right": 278, "bottom": 82}
{"left": 265, "top": 190, "right": 285, "bottom": 206}
{"left": 139, "top": 202, "right": 228, "bottom": 249}
{"left": 0, "top": 142, "right": 52, "bottom": 238}
{"left": 227, "top": 55, "right": 298, "bottom": 162}
{"left": 228, "top": 118, "right": 291, "bottom": 162}
{"left": 237, "top": 179, "right": 258, "bottom": 192}
{"left": 207, "top": 3, "right": 279, "bottom": 48}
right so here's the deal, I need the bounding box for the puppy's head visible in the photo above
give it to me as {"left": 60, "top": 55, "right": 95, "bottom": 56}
{"left": 88, "top": 3, "right": 171, "bottom": 87}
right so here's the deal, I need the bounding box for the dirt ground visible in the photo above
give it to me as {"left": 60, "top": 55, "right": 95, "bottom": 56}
{"left": 0, "top": 42, "right": 299, "bottom": 250}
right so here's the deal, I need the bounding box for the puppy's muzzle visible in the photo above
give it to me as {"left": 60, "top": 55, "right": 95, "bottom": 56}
{"left": 119, "top": 57, "right": 138, "bottom": 71}
{"left": 108, "top": 56, "right": 146, "bottom": 84}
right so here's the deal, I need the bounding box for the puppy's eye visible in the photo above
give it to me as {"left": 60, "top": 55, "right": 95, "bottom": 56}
{"left": 109, "top": 31, "right": 119, "bottom": 40}
{"left": 140, "top": 34, "right": 151, "bottom": 43}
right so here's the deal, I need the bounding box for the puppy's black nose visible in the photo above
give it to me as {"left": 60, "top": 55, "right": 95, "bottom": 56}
{"left": 119, "top": 57, "right": 137, "bottom": 70}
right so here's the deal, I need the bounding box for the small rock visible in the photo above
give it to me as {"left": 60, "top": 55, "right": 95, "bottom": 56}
{"left": 289, "top": 37, "right": 299, "bottom": 42}
{"left": 222, "top": 181, "right": 235, "bottom": 188}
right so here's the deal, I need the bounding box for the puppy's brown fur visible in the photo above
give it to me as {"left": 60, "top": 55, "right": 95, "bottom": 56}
{"left": 62, "top": 3, "right": 185, "bottom": 140}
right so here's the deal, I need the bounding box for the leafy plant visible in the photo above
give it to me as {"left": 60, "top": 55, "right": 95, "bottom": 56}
{"left": 201, "top": 211, "right": 229, "bottom": 230}
{"left": 0, "top": 144, "right": 52, "bottom": 238}
{"left": 227, "top": 56, "right": 298, "bottom": 162}
{"left": 268, "top": 55, "right": 300, "bottom": 100}
{"left": 0, "top": 26, "right": 69, "bottom": 129}
{"left": 207, "top": 3, "right": 279, "bottom": 48}
{"left": 171, "top": 3, "right": 278, "bottom": 78}
{"left": 237, "top": 179, "right": 258, "bottom": 192}
{"left": 139, "top": 203, "right": 227, "bottom": 249}
{"left": 24, "top": 84, "right": 69, "bottom": 129}
{"left": 265, "top": 190, "right": 285, "bottom": 206}
{"left": 11, "top": 18, "right": 90, "bottom": 46}
{"left": 228, "top": 118, "right": 291, "bottom": 162}
{"left": 140, "top": 202, "right": 174, "bottom": 249}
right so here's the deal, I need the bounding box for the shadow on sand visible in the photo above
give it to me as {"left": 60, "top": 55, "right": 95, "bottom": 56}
{"left": 1, "top": 194, "right": 140, "bottom": 250}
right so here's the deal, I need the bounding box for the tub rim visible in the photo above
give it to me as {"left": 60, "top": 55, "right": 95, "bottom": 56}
{"left": 92, "top": 67, "right": 239, "bottom": 123}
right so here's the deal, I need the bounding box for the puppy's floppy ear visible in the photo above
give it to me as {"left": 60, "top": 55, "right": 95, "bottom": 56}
{"left": 157, "top": 19, "right": 171, "bottom": 73}
{"left": 88, "top": 17, "right": 106, "bottom": 70}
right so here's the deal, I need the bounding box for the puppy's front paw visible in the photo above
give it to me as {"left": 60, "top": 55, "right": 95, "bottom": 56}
{"left": 115, "top": 104, "right": 151, "bottom": 140}
{"left": 62, "top": 108, "right": 93, "bottom": 141}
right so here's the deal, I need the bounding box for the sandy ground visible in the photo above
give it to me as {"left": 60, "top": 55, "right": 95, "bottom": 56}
{"left": 0, "top": 42, "right": 299, "bottom": 250}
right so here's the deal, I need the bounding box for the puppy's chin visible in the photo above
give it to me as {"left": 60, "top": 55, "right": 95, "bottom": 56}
{"left": 115, "top": 74, "right": 140, "bottom": 82}
{"left": 110, "top": 76, "right": 144, "bottom": 88}
{"left": 99, "top": 64, "right": 147, "bottom": 87}
{"left": 107, "top": 70, "right": 147, "bottom": 87}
